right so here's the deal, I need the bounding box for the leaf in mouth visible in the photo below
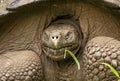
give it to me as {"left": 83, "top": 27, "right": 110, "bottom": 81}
{"left": 64, "top": 49, "right": 80, "bottom": 70}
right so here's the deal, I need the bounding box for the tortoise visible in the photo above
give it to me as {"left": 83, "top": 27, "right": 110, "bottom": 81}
{"left": 0, "top": 0, "right": 120, "bottom": 81}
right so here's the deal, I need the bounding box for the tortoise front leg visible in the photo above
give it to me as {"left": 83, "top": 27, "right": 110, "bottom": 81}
{"left": 0, "top": 50, "right": 43, "bottom": 81}
{"left": 83, "top": 36, "right": 120, "bottom": 81}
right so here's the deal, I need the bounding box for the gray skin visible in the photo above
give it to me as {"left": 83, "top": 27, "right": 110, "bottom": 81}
{"left": 0, "top": 0, "right": 120, "bottom": 81}
{"left": 41, "top": 20, "right": 82, "bottom": 61}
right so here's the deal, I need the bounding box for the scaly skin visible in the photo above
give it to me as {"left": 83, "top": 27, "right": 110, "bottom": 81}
{"left": 0, "top": 1, "right": 120, "bottom": 81}
{"left": 0, "top": 50, "right": 43, "bottom": 81}
{"left": 83, "top": 36, "right": 120, "bottom": 81}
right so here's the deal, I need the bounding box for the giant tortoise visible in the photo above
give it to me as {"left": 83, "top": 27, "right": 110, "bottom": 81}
{"left": 0, "top": 0, "right": 120, "bottom": 81}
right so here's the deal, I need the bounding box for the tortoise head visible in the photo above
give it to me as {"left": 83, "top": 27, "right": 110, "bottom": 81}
{"left": 42, "top": 19, "right": 83, "bottom": 61}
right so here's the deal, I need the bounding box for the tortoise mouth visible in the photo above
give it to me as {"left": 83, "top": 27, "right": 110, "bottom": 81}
{"left": 42, "top": 44, "right": 79, "bottom": 60}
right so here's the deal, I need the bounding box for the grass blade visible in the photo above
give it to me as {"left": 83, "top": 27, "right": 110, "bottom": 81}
{"left": 118, "top": 79, "right": 120, "bottom": 81}
{"left": 65, "top": 50, "right": 80, "bottom": 70}
{"left": 101, "top": 62, "right": 120, "bottom": 78}
{"left": 64, "top": 48, "right": 67, "bottom": 59}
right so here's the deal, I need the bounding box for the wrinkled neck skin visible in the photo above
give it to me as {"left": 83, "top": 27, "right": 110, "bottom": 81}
{"left": 41, "top": 46, "right": 84, "bottom": 81}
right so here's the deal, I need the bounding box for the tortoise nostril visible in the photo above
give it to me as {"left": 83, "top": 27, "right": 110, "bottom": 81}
{"left": 52, "top": 36, "right": 54, "bottom": 39}
{"left": 52, "top": 36, "right": 59, "bottom": 40}
{"left": 56, "top": 36, "right": 58, "bottom": 39}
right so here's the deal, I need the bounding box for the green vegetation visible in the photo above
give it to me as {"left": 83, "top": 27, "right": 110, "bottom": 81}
{"left": 101, "top": 62, "right": 120, "bottom": 81}
{"left": 64, "top": 49, "right": 80, "bottom": 70}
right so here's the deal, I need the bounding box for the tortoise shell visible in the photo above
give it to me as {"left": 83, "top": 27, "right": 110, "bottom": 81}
{"left": 0, "top": 0, "right": 120, "bottom": 16}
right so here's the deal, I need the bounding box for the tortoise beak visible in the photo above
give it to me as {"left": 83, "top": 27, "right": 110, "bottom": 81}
{"left": 54, "top": 41, "right": 58, "bottom": 48}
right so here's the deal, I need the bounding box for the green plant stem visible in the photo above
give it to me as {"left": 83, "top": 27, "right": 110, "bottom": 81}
{"left": 64, "top": 49, "right": 80, "bottom": 70}
{"left": 101, "top": 62, "right": 120, "bottom": 79}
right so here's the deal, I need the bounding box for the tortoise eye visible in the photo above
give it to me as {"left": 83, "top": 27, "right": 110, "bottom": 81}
{"left": 65, "top": 32, "right": 72, "bottom": 40}
{"left": 43, "top": 33, "right": 49, "bottom": 41}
